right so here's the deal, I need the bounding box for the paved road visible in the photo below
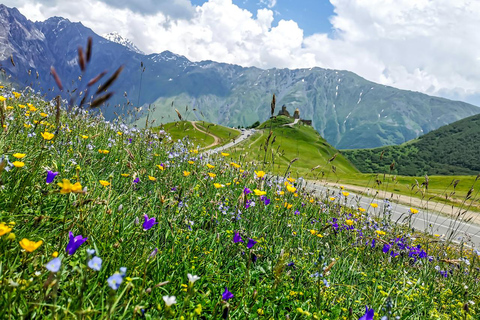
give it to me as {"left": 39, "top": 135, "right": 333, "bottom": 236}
{"left": 204, "top": 128, "right": 256, "bottom": 156}
{"left": 304, "top": 181, "right": 480, "bottom": 248}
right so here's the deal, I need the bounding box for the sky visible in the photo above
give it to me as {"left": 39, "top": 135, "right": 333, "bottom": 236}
{"left": 4, "top": 0, "right": 480, "bottom": 106}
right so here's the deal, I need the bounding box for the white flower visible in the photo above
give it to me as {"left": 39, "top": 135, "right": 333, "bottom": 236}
{"left": 163, "top": 295, "right": 177, "bottom": 306}
{"left": 187, "top": 273, "right": 201, "bottom": 284}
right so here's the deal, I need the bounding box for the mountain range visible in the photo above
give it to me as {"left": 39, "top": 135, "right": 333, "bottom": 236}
{"left": 0, "top": 4, "right": 478, "bottom": 149}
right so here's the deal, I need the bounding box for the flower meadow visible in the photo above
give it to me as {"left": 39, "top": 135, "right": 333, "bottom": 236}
{"left": 0, "top": 86, "right": 479, "bottom": 319}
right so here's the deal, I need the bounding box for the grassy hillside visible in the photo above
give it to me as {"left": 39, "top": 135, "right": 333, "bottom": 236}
{"left": 230, "top": 118, "right": 359, "bottom": 178}
{"left": 1, "top": 86, "right": 480, "bottom": 319}
{"left": 154, "top": 121, "right": 240, "bottom": 149}
{"left": 343, "top": 113, "right": 480, "bottom": 176}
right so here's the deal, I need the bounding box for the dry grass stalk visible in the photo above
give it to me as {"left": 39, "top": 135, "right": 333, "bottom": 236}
{"left": 95, "top": 65, "right": 124, "bottom": 95}
{"left": 50, "top": 67, "right": 63, "bottom": 91}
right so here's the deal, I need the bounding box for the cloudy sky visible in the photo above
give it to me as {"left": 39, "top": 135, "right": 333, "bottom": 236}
{"left": 5, "top": 0, "right": 480, "bottom": 106}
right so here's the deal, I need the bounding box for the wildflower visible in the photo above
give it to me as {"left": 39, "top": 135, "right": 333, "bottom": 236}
{"left": 7, "top": 233, "right": 15, "bottom": 240}
{"left": 133, "top": 177, "right": 140, "bottom": 184}
{"left": 13, "top": 91, "right": 21, "bottom": 99}
{"left": 329, "top": 197, "right": 336, "bottom": 201}
{"left": 214, "top": 183, "right": 224, "bottom": 189}
{"left": 120, "top": 267, "right": 127, "bottom": 275}
{"left": 233, "top": 232, "right": 243, "bottom": 243}
{"left": 58, "top": 179, "right": 83, "bottom": 194}
{"left": 359, "top": 207, "right": 366, "bottom": 212}
{"left": 148, "top": 175, "right": 157, "bottom": 181}
{"left": 163, "top": 295, "right": 177, "bottom": 306}
{"left": 206, "top": 163, "right": 215, "bottom": 169}
{"left": 382, "top": 244, "right": 390, "bottom": 253}
{"left": 284, "top": 202, "right": 293, "bottom": 209}
{"left": 121, "top": 173, "right": 130, "bottom": 177}
{"left": 254, "top": 170, "right": 265, "bottom": 178}
{"left": 194, "top": 304, "right": 202, "bottom": 315}
{"left": 208, "top": 172, "right": 216, "bottom": 178}
{"left": 45, "top": 257, "right": 61, "bottom": 273}
{"left": 410, "top": 208, "right": 419, "bottom": 214}
{"left": 253, "top": 189, "right": 266, "bottom": 196}
{"left": 0, "top": 96, "right": 5, "bottom": 101}
{"left": 143, "top": 214, "right": 158, "bottom": 231}
{"left": 375, "top": 230, "right": 386, "bottom": 236}
{"left": 287, "top": 177, "right": 295, "bottom": 183}
{"left": 230, "top": 162, "right": 240, "bottom": 168}
{"left": 12, "top": 161, "right": 24, "bottom": 168}
{"left": 52, "top": 251, "right": 59, "bottom": 257}
{"left": 188, "top": 160, "right": 195, "bottom": 164}
{"left": 345, "top": 219, "right": 354, "bottom": 226}
{"left": 40, "top": 112, "right": 48, "bottom": 117}
{"left": 247, "top": 238, "right": 257, "bottom": 249}
{"left": 66, "top": 231, "right": 87, "bottom": 255}
{"left": 81, "top": 135, "right": 89, "bottom": 139}
{"left": 99, "top": 180, "right": 111, "bottom": 187}
{"left": 183, "top": 171, "right": 191, "bottom": 176}
{"left": 107, "top": 273, "right": 123, "bottom": 290}
{"left": 19, "top": 238, "right": 43, "bottom": 252}
{"left": 187, "top": 273, "right": 201, "bottom": 284}
{"left": 88, "top": 256, "right": 103, "bottom": 271}
{"left": 221, "top": 152, "right": 229, "bottom": 156}
{"left": 46, "top": 170, "right": 59, "bottom": 184}
{"left": 41, "top": 132, "right": 55, "bottom": 140}
{"left": 148, "top": 248, "right": 158, "bottom": 260}
{"left": 370, "top": 203, "right": 378, "bottom": 208}
{"left": 12, "top": 153, "right": 26, "bottom": 159}
{"left": 359, "top": 306, "right": 374, "bottom": 320}
{"left": 260, "top": 195, "right": 271, "bottom": 205}
{"left": 0, "top": 222, "right": 12, "bottom": 236}
{"left": 342, "top": 191, "right": 349, "bottom": 197}
{"left": 244, "top": 187, "right": 252, "bottom": 194}
{"left": 222, "top": 287, "right": 234, "bottom": 300}
{"left": 286, "top": 185, "right": 296, "bottom": 193}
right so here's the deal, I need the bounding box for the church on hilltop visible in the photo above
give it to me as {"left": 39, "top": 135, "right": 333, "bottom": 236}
{"left": 277, "top": 105, "right": 312, "bottom": 126}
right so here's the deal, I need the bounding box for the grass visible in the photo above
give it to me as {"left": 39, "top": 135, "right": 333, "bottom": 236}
{"left": 1, "top": 86, "right": 480, "bottom": 319}
{"left": 154, "top": 121, "right": 240, "bottom": 150}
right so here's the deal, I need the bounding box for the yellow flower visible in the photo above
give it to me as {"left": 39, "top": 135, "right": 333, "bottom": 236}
{"left": 52, "top": 251, "right": 59, "bottom": 258}
{"left": 254, "top": 170, "right": 266, "bottom": 178}
{"left": 117, "top": 131, "right": 123, "bottom": 135}
{"left": 7, "top": 106, "right": 13, "bottom": 110}
{"left": 7, "top": 233, "right": 15, "bottom": 240}
{"left": 18, "top": 104, "right": 26, "bottom": 109}
{"left": 329, "top": 197, "right": 336, "bottom": 201}
{"left": 40, "top": 112, "right": 48, "bottom": 117}
{"left": 13, "top": 92, "right": 21, "bottom": 99}
{"left": 12, "top": 153, "right": 26, "bottom": 159}
{"left": 358, "top": 207, "right": 366, "bottom": 212}
{"left": 340, "top": 186, "right": 345, "bottom": 190}
{"left": 121, "top": 173, "right": 130, "bottom": 177}
{"left": 190, "top": 149, "right": 199, "bottom": 154}
{"left": 309, "top": 198, "right": 315, "bottom": 203}
{"left": 19, "top": 238, "right": 43, "bottom": 252}
{"left": 188, "top": 160, "right": 195, "bottom": 165}
{"left": 206, "top": 163, "right": 215, "bottom": 169}
{"left": 221, "top": 152, "right": 229, "bottom": 157}
{"left": 286, "top": 185, "right": 297, "bottom": 193}
{"left": 157, "top": 165, "right": 164, "bottom": 171}
{"left": 370, "top": 203, "right": 378, "bottom": 208}
{"left": 345, "top": 219, "right": 354, "bottom": 226}
{"left": 41, "top": 132, "right": 55, "bottom": 140}
{"left": 183, "top": 171, "right": 191, "bottom": 176}
{"left": 24, "top": 123, "right": 31, "bottom": 128}
{"left": 410, "top": 208, "right": 419, "bottom": 214}
{"left": 99, "top": 180, "right": 111, "bottom": 186}
{"left": 57, "top": 179, "right": 83, "bottom": 194}
{"left": 342, "top": 191, "right": 349, "bottom": 197}
{"left": 28, "top": 105, "right": 37, "bottom": 112}
{"left": 81, "top": 135, "right": 89, "bottom": 139}
{"left": 287, "top": 177, "right": 295, "bottom": 183}
{"left": 148, "top": 176, "right": 157, "bottom": 181}
{"left": 310, "top": 229, "right": 317, "bottom": 235}
{"left": 0, "top": 96, "right": 5, "bottom": 101}
{"left": 375, "top": 230, "right": 386, "bottom": 236}
{"left": 98, "top": 149, "right": 110, "bottom": 154}
{"left": 253, "top": 189, "right": 266, "bottom": 196}
{"left": 284, "top": 202, "right": 293, "bottom": 209}
{"left": 257, "top": 309, "right": 264, "bottom": 315}
{"left": 317, "top": 233, "right": 324, "bottom": 238}
{"left": 194, "top": 304, "right": 202, "bottom": 316}
{"left": 12, "top": 161, "right": 24, "bottom": 168}
{"left": 230, "top": 162, "right": 240, "bottom": 168}
{"left": 214, "top": 183, "right": 224, "bottom": 189}
{"left": 208, "top": 172, "right": 216, "bottom": 178}
{"left": 0, "top": 222, "right": 13, "bottom": 236}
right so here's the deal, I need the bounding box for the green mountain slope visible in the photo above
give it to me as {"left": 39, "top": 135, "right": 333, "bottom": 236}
{"left": 342, "top": 114, "right": 480, "bottom": 176}
{"left": 229, "top": 116, "right": 359, "bottom": 178}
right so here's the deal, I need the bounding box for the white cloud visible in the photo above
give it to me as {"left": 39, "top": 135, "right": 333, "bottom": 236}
{"left": 259, "top": 0, "right": 277, "bottom": 9}
{"left": 5, "top": 0, "right": 480, "bottom": 105}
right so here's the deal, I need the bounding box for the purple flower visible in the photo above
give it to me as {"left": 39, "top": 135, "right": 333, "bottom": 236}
{"left": 371, "top": 239, "right": 376, "bottom": 248}
{"left": 107, "top": 273, "right": 123, "bottom": 290}
{"left": 233, "top": 232, "right": 243, "bottom": 243}
{"left": 243, "top": 187, "right": 251, "bottom": 194}
{"left": 133, "top": 177, "right": 140, "bottom": 184}
{"left": 88, "top": 256, "right": 102, "bottom": 271}
{"left": 260, "top": 195, "right": 270, "bottom": 205}
{"left": 247, "top": 238, "right": 257, "bottom": 249}
{"left": 143, "top": 214, "right": 158, "bottom": 231}
{"left": 66, "top": 231, "right": 87, "bottom": 255}
{"left": 148, "top": 248, "right": 158, "bottom": 260}
{"left": 222, "top": 287, "right": 234, "bottom": 300}
{"left": 45, "top": 257, "right": 61, "bottom": 273}
{"left": 390, "top": 251, "right": 399, "bottom": 258}
{"left": 46, "top": 170, "right": 59, "bottom": 184}
{"left": 382, "top": 244, "right": 390, "bottom": 254}
{"left": 294, "top": 210, "right": 300, "bottom": 215}
{"left": 359, "top": 306, "right": 374, "bottom": 320}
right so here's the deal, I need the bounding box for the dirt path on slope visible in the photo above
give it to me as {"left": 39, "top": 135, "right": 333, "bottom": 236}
{"left": 317, "top": 180, "right": 480, "bottom": 225}
{"left": 191, "top": 121, "right": 221, "bottom": 150}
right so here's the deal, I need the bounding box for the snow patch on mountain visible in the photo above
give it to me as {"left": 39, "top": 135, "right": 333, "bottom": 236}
{"left": 102, "top": 32, "right": 144, "bottom": 55}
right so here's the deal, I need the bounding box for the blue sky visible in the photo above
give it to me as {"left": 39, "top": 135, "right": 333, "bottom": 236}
{"left": 191, "top": 0, "right": 335, "bottom": 36}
